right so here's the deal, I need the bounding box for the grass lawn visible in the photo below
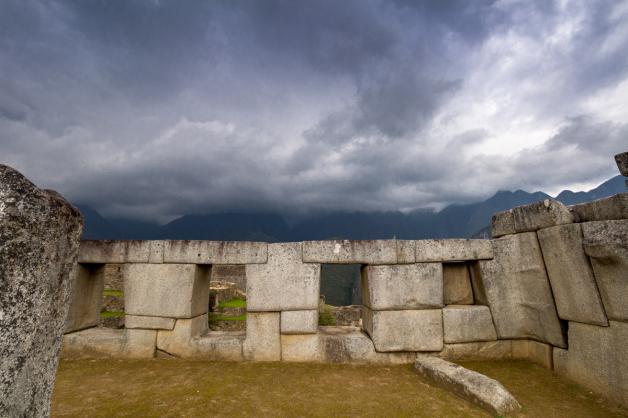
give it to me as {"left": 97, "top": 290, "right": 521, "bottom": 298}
{"left": 51, "top": 359, "right": 628, "bottom": 418}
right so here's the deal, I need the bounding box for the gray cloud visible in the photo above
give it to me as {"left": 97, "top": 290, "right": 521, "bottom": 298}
{"left": 1, "top": 0, "right": 627, "bottom": 222}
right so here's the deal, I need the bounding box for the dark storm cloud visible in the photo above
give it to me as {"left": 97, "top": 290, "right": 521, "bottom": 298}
{"left": 1, "top": 0, "right": 627, "bottom": 221}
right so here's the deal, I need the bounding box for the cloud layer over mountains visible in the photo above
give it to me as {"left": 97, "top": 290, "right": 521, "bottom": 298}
{"left": 1, "top": 0, "right": 627, "bottom": 222}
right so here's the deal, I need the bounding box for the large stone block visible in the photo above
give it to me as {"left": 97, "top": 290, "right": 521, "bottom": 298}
{"left": 65, "top": 264, "right": 105, "bottom": 333}
{"left": 124, "top": 240, "right": 165, "bottom": 263}
{"left": 415, "top": 239, "right": 493, "bottom": 262}
{"left": 280, "top": 310, "right": 318, "bottom": 334}
{"left": 124, "top": 264, "right": 211, "bottom": 318}
{"left": 443, "top": 306, "right": 497, "bottom": 343}
{"left": 569, "top": 193, "right": 628, "bottom": 222}
{"left": 246, "top": 243, "right": 320, "bottom": 311}
{"left": 491, "top": 209, "right": 516, "bottom": 238}
{"left": 78, "top": 240, "right": 126, "bottom": 263}
{"left": 302, "top": 240, "right": 397, "bottom": 264}
{"left": 362, "top": 307, "right": 443, "bottom": 352}
{"left": 281, "top": 334, "right": 323, "bottom": 362}
{"left": 0, "top": 165, "right": 83, "bottom": 418}
{"left": 443, "top": 263, "right": 474, "bottom": 305}
{"left": 553, "top": 321, "right": 628, "bottom": 406}
{"left": 437, "top": 340, "right": 515, "bottom": 361}
{"left": 163, "top": 240, "right": 267, "bottom": 264}
{"left": 616, "top": 151, "right": 628, "bottom": 176}
{"left": 61, "top": 328, "right": 156, "bottom": 359}
{"left": 582, "top": 220, "right": 628, "bottom": 321}
{"left": 243, "top": 312, "right": 281, "bottom": 361}
{"left": 361, "top": 263, "right": 443, "bottom": 310}
{"left": 396, "top": 240, "right": 416, "bottom": 264}
{"left": 512, "top": 199, "right": 574, "bottom": 233}
{"left": 537, "top": 224, "right": 608, "bottom": 325}
{"left": 479, "top": 233, "right": 566, "bottom": 347}
{"left": 125, "top": 315, "right": 176, "bottom": 330}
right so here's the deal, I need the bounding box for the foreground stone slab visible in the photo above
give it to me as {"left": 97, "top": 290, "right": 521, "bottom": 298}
{"left": 569, "top": 193, "right": 628, "bottom": 222}
{"left": 582, "top": 220, "right": 628, "bottom": 321}
{"left": 442, "top": 263, "right": 474, "bottom": 305}
{"left": 479, "top": 233, "right": 566, "bottom": 347}
{"left": 537, "top": 224, "right": 608, "bottom": 325}
{"left": 124, "top": 264, "right": 211, "bottom": 318}
{"left": 491, "top": 209, "right": 516, "bottom": 238}
{"left": 163, "top": 240, "right": 267, "bottom": 264}
{"left": 302, "top": 240, "right": 397, "bottom": 264}
{"left": 362, "top": 308, "right": 443, "bottom": 352}
{"left": 61, "top": 328, "right": 156, "bottom": 359}
{"left": 65, "top": 264, "right": 105, "bottom": 333}
{"left": 616, "top": 151, "right": 628, "bottom": 176}
{"left": 280, "top": 310, "right": 318, "bottom": 334}
{"left": 443, "top": 306, "right": 497, "bottom": 343}
{"left": 243, "top": 312, "right": 281, "bottom": 361}
{"left": 553, "top": 321, "right": 628, "bottom": 406}
{"left": 414, "top": 354, "right": 521, "bottom": 416}
{"left": 156, "top": 314, "right": 243, "bottom": 360}
{"left": 246, "top": 243, "right": 320, "bottom": 311}
{"left": 125, "top": 315, "right": 176, "bottom": 330}
{"left": 0, "top": 165, "right": 83, "bottom": 418}
{"left": 512, "top": 199, "right": 574, "bottom": 233}
{"left": 361, "top": 263, "right": 443, "bottom": 310}
{"left": 415, "top": 239, "right": 493, "bottom": 262}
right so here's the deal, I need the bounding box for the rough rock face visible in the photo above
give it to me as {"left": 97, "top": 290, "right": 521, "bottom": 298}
{"left": 0, "top": 165, "right": 83, "bottom": 418}
{"left": 615, "top": 151, "right": 628, "bottom": 176}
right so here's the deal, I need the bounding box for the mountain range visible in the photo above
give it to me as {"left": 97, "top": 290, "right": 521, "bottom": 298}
{"left": 77, "top": 175, "right": 626, "bottom": 241}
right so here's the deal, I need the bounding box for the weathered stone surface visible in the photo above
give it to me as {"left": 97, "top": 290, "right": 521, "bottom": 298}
{"left": 65, "top": 264, "right": 105, "bottom": 333}
{"left": 361, "top": 263, "right": 443, "bottom": 310}
{"left": 61, "top": 328, "right": 156, "bottom": 359}
{"left": 616, "top": 151, "right": 628, "bottom": 176}
{"left": 443, "top": 263, "right": 474, "bottom": 305}
{"left": 125, "top": 240, "right": 164, "bottom": 263}
{"left": 0, "top": 164, "right": 83, "bottom": 418}
{"left": 537, "top": 224, "right": 608, "bottom": 325}
{"left": 246, "top": 243, "right": 320, "bottom": 311}
{"left": 512, "top": 340, "right": 553, "bottom": 369}
{"left": 280, "top": 310, "right": 318, "bottom": 334}
{"left": 414, "top": 354, "right": 521, "bottom": 416}
{"left": 512, "top": 199, "right": 574, "bottom": 232}
{"left": 569, "top": 193, "right": 628, "bottom": 222}
{"left": 396, "top": 240, "right": 416, "bottom": 264}
{"left": 415, "top": 239, "right": 493, "bottom": 262}
{"left": 163, "top": 240, "right": 267, "bottom": 264}
{"left": 479, "top": 233, "right": 566, "bottom": 347}
{"left": 443, "top": 306, "right": 497, "bottom": 343}
{"left": 243, "top": 312, "right": 281, "bottom": 361}
{"left": 362, "top": 307, "right": 443, "bottom": 352}
{"left": 582, "top": 220, "right": 628, "bottom": 321}
{"left": 281, "top": 334, "right": 323, "bottom": 362}
{"left": 468, "top": 262, "right": 488, "bottom": 305}
{"left": 437, "top": 340, "right": 516, "bottom": 361}
{"left": 302, "top": 240, "right": 397, "bottom": 264}
{"left": 124, "top": 264, "right": 211, "bottom": 318}
{"left": 553, "top": 321, "right": 628, "bottom": 406}
{"left": 491, "top": 209, "right": 515, "bottom": 238}
{"left": 156, "top": 314, "right": 244, "bottom": 360}
{"left": 125, "top": 315, "right": 176, "bottom": 330}
{"left": 78, "top": 240, "right": 126, "bottom": 263}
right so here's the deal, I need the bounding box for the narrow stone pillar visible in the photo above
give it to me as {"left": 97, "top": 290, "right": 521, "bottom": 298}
{"left": 0, "top": 165, "right": 83, "bottom": 417}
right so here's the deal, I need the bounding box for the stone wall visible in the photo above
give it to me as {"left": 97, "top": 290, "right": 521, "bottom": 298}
{"left": 61, "top": 192, "right": 628, "bottom": 407}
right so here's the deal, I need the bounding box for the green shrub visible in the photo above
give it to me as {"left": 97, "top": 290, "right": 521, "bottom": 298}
{"left": 318, "top": 304, "right": 336, "bottom": 326}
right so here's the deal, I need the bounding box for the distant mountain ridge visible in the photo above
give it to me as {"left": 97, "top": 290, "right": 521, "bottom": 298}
{"left": 77, "top": 175, "right": 626, "bottom": 241}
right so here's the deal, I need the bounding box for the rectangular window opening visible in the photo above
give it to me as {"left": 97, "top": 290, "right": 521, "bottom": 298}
{"left": 208, "top": 264, "right": 247, "bottom": 333}
{"left": 319, "top": 264, "right": 363, "bottom": 328}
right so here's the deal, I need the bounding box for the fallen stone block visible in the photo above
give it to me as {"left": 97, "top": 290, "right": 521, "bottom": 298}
{"left": 537, "top": 224, "right": 608, "bottom": 326}
{"left": 553, "top": 321, "right": 628, "bottom": 406}
{"left": 125, "top": 315, "right": 176, "bottom": 330}
{"left": 163, "top": 240, "right": 268, "bottom": 264}
{"left": 479, "top": 232, "right": 566, "bottom": 347}
{"left": 443, "top": 306, "right": 497, "bottom": 343}
{"left": 443, "top": 263, "right": 474, "bottom": 305}
{"left": 569, "top": 193, "right": 628, "bottom": 222}
{"left": 124, "top": 263, "right": 211, "bottom": 318}
{"left": 491, "top": 209, "right": 516, "bottom": 238}
{"left": 281, "top": 310, "right": 318, "bottom": 334}
{"left": 512, "top": 199, "right": 574, "bottom": 233}
{"left": 281, "top": 334, "right": 323, "bottom": 362}
{"left": 0, "top": 164, "right": 83, "bottom": 418}
{"left": 414, "top": 354, "right": 521, "bottom": 416}
{"left": 246, "top": 243, "right": 320, "bottom": 311}
{"left": 361, "top": 263, "right": 443, "bottom": 310}
{"left": 582, "top": 220, "right": 628, "bottom": 321}
{"left": 616, "top": 151, "right": 628, "bottom": 176}
{"left": 302, "top": 240, "right": 397, "bottom": 264}
{"left": 65, "top": 264, "right": 105, "bottom": 333}
{"left": 362, "top": 307, "right": 443, "bottom": 352}
{"left": 243, "top": 312, "right": 281, "bottom": 361}
{"left": 415, "top": 239, "right": 493, "bottom": 262}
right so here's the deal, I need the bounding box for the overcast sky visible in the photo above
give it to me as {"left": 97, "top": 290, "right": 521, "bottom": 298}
{"left": 1, "top": 0, "right": 627, "bottom": 222}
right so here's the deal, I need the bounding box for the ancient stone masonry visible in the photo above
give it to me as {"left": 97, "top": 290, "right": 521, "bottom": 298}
{"left": 0, "top": 165, "right": 83, "bottom": 418}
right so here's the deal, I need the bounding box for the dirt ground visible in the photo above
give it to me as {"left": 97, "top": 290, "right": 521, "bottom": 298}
{"left": 52, "top": 359, "right": 628, "bottom": 418}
